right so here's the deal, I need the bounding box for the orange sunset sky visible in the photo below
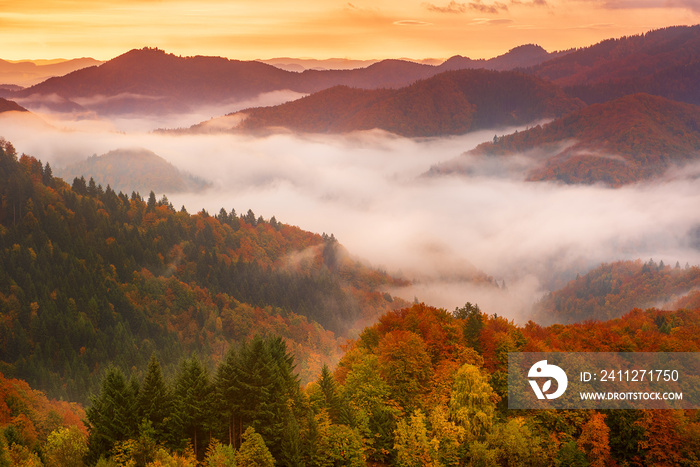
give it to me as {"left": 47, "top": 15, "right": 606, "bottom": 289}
{"left": 1, "top": 0, "right": 698, "bottom": 61}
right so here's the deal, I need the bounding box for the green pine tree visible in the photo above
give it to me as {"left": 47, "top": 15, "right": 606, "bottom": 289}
{"left": 173, "top": 356, "right": 215, "bottom": 459}
{"left": 215, "top": 347, "right": 240, "bottom": 447}
{"left": 85, "top": 366, "right": 138, "bottom": 463}
{"left": 229, "top": 336, "right": 300, "bottom": 460}
{"left": 318, "top": 364, "right": 341, "bottom": 422}
{"left": 137, "top": 354, "right": 175, "bottom": 448}
{"left": 279, "top": 412, "right": 303, "bottom": 467}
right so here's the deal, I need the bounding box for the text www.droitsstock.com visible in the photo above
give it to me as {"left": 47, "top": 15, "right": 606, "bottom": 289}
{"left": 579, "top": 391, "right": 683, "bottom": 401}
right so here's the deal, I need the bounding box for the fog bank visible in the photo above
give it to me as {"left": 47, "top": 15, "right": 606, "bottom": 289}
{"left": 2, "top": 110, "right": 699, "bottom": 322}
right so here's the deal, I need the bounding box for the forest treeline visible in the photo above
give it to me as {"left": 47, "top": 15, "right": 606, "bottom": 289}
{"left": 446, "top": 93, "right": 700, "bottom": 186}
{"left": 535, "top": 258, "right": 700, "bottom": 323}
{"left": 224, "top": 69, "right": 583, "bottom": 137}
{"left": 0, "top": 138, "right": 404, "bottom": 401}
{"left": 1, "top": 302, "right": 699, "bottom": 466}
{"left": 528, "top": 25, "right": 700, "bottom": 106}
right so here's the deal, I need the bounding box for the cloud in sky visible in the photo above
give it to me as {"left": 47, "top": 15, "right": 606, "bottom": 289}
{"left": 510, "top": 0, "right": 548, "bottom": 6}
{"left": 599, "top": 0, "right": 700, "bottom": 9}
{"left": 425, "top": 0, "right": 509, "bottom": 13}
{"left": 470, "top": 17, "right": 515, "bottom": 24}
{"left": 393, "top": 19, "right": 434, "bottom": 25}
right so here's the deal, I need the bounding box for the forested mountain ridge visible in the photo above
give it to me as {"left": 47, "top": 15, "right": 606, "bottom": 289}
{"left": 0, "top": 98, "right": 27, "bottom": 113}
{"left": 439, "top": 44, "right": 569, "bottom": 72}
{"left": 0, "top": 138, "right": 406, "bottom": 402}
{"left": 534, "top": 258, "right": 700, "bottom": 324}
{"left": 432, "top": 93, "right": 700, "bottom": 186}
{"left": 528, "top": 25, "right": 700, "bottom": 105}
{"left": 0, "top": 45, "right": 568, "bottom": 117}
{"left": 0, "top": 57, "right": 102, "bottom": 87}
{"left": 185, "top": 68, "right": 583, "bottom": 137}
{"left": 1, "top": 26, "right": 697, "bottom": 120}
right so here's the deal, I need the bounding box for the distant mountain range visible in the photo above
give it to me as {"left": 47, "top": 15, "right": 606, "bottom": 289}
{"left": 0, "top": 25, "right": 697, "bottom": 144}
{"left": 0, "top": 44, "right": 566, "bottom": 116}
{"left": 184, "top": 68, "right": 583, "bottom": 137}
{"left": 430, "top": 93, "right": 700, "bottom": 186}
{"left": 440, "top": 44, "right": 570, "bottom": 72}
{"left": 261, "top": 44, "right": 564, "bottom": 73}
{"left": 58, "top": 148, "right": 211, "bottom": 195}
{"left": 0, "top": 57, "right": 102, "bottom": 87}
{"left": 259, "top": 57, "right": 442, "bottom": 72}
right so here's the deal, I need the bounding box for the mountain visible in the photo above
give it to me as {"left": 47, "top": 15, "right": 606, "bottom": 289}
{"left": 0, "top": 97, "right": 27, "bottom": 113}
{"left": 58, "top": 148, "right": 211, "bottom": 195}
{"left": 432, "top": 93, "right": 700, "bottom": 186}
{"left": 534, "top": 259, "right": 700, "bottom": 324}
{"left": 0, "top": 138, "right": 406, "bottom": 401}
{"left": 260, "top": 57, "right": 445, "bottom": 72}
{"left": 529, "top": 25, "right": 700, "bottom": 105}
{"left": 440, "top": 44, "right": 569, "bottom": 72}
{"left": 260, "top": 57, "right": 383, "bottom": 71}
{"left": 2, "top": 45, "right": 567, "bottom": 117}
{"left": 0, "top": 57, "right": 101, "bottom": 87}
{"left": 3, "top": 48, "right": 299, "bottom": 115}
{"left": 186, "top": 68, "right": 583, "bottom": 137}
{"left": 2, "top": 48, "right": 442, "bottom": 115}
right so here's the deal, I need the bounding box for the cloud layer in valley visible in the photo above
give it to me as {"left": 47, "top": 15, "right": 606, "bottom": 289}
{"left": 2, "top": 109, "right": 700, "bottom": 322}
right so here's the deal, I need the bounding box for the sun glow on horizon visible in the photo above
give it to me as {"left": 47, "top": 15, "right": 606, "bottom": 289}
{"left": 0, "top": 0, "right": 697, "bottom": 61}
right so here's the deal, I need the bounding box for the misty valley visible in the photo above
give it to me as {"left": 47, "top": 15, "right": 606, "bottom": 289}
{"left": 1, "top": 24, "right": 700, "bottom": 467}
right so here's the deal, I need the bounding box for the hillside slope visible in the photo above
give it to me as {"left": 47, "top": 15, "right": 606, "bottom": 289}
{"left": 58, "top": 148, "right": 210, "bottom": 195}
{"left": 534, "top": 259, "right": 700, "bottom": 323}
{"left": 0, "top": 97, "right": 27, "bottom": 113}
{"left": 0, "top": 138, "right": 405, "bottom": 401}
{"left": 3, "top": 45, "right": 567, "bottom": 116}
{"left": 191, "top": 69, "right": 583, "bottom": 137}
{"left": 0, "top": 57, "right": 101, "bottom": 87}
{"left": 432, "top": 93, "right": 700, "bottom": 186}
{"left": 529, "top": 25, "right": 700, "bottom": 105}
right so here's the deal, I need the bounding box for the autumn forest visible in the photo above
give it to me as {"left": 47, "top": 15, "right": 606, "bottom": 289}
{"left": 1, "top": 24, "right": 700, "bottom": 467}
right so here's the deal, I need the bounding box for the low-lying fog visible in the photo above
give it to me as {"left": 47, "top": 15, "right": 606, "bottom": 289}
{"left": 3, "top": 109, "right": 700, "bottom": 322}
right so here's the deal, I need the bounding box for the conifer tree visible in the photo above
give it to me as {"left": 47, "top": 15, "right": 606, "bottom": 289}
{"left": 228, "top": 336, "right": 300, "bottom": 460}
{"left": 173, "top": 356, "right": 215, "bottom": 459}
{"left": 215, "top": 347, "right": 240, "bottom": 446}
{"left": 136, "top": 354, "right": 174, "bottom": 447}
{"left": 85, "top": 366, "right": 138, "bottom": 463}
{"left": 318, "top": 364, "right": 341, "bottom": 422}
{"left": 279, "top": 412, "right": 303, "bottom": 467}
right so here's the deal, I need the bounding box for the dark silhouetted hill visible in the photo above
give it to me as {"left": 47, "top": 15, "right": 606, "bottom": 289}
{"left": 529, "top": 25, "right": 700, "bottom": 105}
{"left": 534, "top": 259, "right": 700, "bottom": 323}
{"left": 192, "top": 69, "right": 583, "bottom": 137}
{"left": 4, "top": 45, "right": 568, "bottom": 116}
{"left": 0, "top": 57, "right": 101, "bottom": 86}
{"left": 434, "top": 94, "right": 700, "bottom": 185}
{"left": 0, "top": 97, "right": 27, "bottom": 113}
